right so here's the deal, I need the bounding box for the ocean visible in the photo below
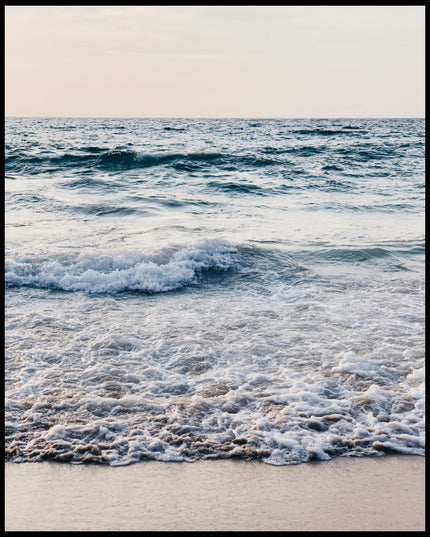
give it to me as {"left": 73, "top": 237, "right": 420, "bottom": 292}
{"left": 5, "top": 117, "right": 425, "bottom": 466}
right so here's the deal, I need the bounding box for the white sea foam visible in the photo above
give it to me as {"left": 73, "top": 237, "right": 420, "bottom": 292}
{"left": 5, "top": 239, "right": 238, "bottom": 294}
{"left": 4, "top": 276, "right": 425, "bottom": 465}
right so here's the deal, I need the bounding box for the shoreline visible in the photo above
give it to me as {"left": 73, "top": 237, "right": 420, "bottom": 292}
{"left": 5, "top": 454, "right": 425, "bottom": 532}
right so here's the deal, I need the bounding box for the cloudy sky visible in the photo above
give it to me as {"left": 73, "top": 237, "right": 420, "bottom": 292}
{"left": 5, "top": 5, "right": 425, "bottom": 117}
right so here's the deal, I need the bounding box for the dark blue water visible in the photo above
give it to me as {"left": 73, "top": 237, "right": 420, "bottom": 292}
{"left": 5, "top": 117, "right": 425, "bottom": 465}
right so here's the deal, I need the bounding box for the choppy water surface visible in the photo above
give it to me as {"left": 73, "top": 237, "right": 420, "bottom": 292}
{"left": 5, "top": 118, "right": 425, "bottom": 465}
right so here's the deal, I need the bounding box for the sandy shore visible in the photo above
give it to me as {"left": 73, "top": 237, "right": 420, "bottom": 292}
{"left": 5, "top": 455, "right": 425, "bottom": 532}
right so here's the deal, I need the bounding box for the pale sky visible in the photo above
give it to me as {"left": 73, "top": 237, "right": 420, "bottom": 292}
{"left": 5, "top": 5, "right": 425, "bottom": 118}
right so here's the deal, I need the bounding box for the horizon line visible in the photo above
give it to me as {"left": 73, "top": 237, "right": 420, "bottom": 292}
{"left": 5, "top": 115, "right": 425, "bottom": 120}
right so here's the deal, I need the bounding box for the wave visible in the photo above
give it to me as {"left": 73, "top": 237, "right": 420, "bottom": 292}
{"left": 294, "top": 128, "right": 366, "bottom": 136}
{"left": 5, "top": 239, "right": 239, "bottom": 294}
{"left": 6, "top": 135, "right": 418, "bottom": 176}
{"left": 4, "top": 149, "right": 282, "bottom": 174}
{"left": 205, "top": 180, "right": 266, "bottom": 195}
{"left": 322, "top": 164, "right": 344, "bottom": 172}
{"left": 295, "top": 243, "right": 424, "bottom": 270}
{"left": 284, "top": 145, "right": 328, "bottom": 156}
{"left": 6, "top": 238, "right": 421, "bottom": 295}
{"left": 163, "top": 126, "right": 186, "bottom": 132}
{"left": 336, "top": 146, "right": 399, "bottom": 161}
{"left": 315, "top": 246, "right": 392, "bottom": 263}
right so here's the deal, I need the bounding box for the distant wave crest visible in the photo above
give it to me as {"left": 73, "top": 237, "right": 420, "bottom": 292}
{"left": 5, "top": 148, "right": 281, "bottom": 174}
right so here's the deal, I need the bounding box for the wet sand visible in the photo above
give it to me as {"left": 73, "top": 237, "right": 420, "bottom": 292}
{"left": 5, "top": 455, "right": 425, "bottom": 531}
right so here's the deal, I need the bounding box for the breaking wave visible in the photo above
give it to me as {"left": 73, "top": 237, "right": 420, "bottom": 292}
{"left": 5, "top": 239, "right": 239, "bottom": 294}
{"left": 5, "top": 149, "right": 281, "bottom": 174}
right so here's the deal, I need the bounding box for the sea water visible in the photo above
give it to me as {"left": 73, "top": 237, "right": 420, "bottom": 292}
{"left": 5, "top": 117, "right": 425, "bottom": 465}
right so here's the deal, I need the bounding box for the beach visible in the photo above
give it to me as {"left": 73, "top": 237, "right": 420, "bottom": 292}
{"left": 5, "top": 118, "right": 425, "bottom": 532}
{"left": 5, "top": 5, "right": 425, "bottom": 534}
{"left": 5, "top": 455, "right": 425, "bottom": 532}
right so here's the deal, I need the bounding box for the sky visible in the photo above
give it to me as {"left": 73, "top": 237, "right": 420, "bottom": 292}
{"left": 5, "top": 5, "right": 425, "bottom": 118}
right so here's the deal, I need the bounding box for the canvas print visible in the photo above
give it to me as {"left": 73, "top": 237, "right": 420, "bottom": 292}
{"left": 5, "top": 5, "right": 425, "bottom": 531}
